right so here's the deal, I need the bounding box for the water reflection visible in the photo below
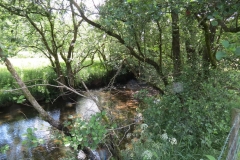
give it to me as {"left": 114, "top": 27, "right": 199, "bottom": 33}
{"left": 0, "top": 108, "right": 60, "bottom": 160}
{"left": 0, "top": 90, "right": 138, "bottom": 160}
{"left": 76, "top": 98, "right": 100, "bottom": 120}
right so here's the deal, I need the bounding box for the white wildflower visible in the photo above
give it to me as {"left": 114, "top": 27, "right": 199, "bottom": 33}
{"left": 141, "top": 150, "right": 153, "bottom": 160}
{"left": 64, "top": 143, "right": 70, "bottom": 147}
{"left": 140, "top": 123, "right": 148, "bottom": 131}
{"left": 130, "top": 153, "right": 134, "bottom": 158}
{"left": 169, "top": 137, "right": 177, "bottom": 145}
{"left": 153, "top": 99, "right": 161, "bottom": 104}
{"left": 161, "top": 133, "right": 168, "bottom": 141}
{"left": 126, "top": 133, "right": 132, "bottom": 139}
{"left": 135, "top": 113, "right": 143, "bottom": 123}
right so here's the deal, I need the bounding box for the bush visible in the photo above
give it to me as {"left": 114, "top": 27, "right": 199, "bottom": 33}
{"left": 62, "top": 112, "right": 108, "bottom": 150}
{"left": 131, "top": 70, "right": 240, "bottom": 159}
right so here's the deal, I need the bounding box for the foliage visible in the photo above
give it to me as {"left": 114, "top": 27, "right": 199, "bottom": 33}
{"left": 22, "top": 128, "right": 44, "bottom": 148}
{"left": 135, "top": 70, "right": 240, "bottom": 159}
{"left": 0, "top": 0, "right": 239, "bottom": 159}
{"left": 62, "top": 112, "right": 108, "bottom": 150}
{"left": 13, "top": 95, "right": 26, "bottom": 104}
{"left": 122, "top": 128, "right": 220, "bottom": 160}
{"left": 0, "top": 58, "right": 110, "bottom": 105}
{"left": 216, "top": 39, "right": 240, "bottom": 60}
{"left": 122, "top": 127, "right": 198, "bottom": 160}
{"left": 0, "top": 145, "right": 9, "bottom": 154}
{"left": 77, "top": 60, "right": 109, "bottom": 88}
{"left": 0, "top": 63, "right": 57, "bottom": 105}
{"left": 205, "top": 155, "right": 216, "bottom": 160}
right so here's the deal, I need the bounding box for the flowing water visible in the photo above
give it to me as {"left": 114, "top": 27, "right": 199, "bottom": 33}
{"left": 0, "top": 89, "right": 138, "bottom": 160}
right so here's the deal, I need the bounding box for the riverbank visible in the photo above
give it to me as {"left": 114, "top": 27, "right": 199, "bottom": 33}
{"left": 0, "top": 58, "right": 135, "bottom": 107}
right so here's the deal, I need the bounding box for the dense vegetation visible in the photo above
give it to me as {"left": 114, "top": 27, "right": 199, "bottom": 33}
{"left": 0, "top": 0, "right": 240, "bottom": 159}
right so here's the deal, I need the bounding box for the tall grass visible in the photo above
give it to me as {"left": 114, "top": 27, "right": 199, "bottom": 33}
{"left": 0, "top": 58, "right": 109, "bottom": 106}
{"left": 0, "top": 61, "right": 57, "bottom": 106}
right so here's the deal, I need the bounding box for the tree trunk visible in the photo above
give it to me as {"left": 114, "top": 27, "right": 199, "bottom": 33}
{"left": 203, "top": 23, "right": 217, "bottom": 69}
{"left": 66, "top": 61, "right": 75, "bottom": 87}
{"left": 202, "top": 47, "right": 210, "bottom": 78}
{"left": 52, "top": 53, "right": 68, "bottom": 96}
{"left": 0, "top": 47, "right": 67, "bottom": 133}
{"left": 171, "top": 9, "right": 182, "bottom": 78}
{"left": 185, "top": 38, "right": 197, "bottom": 70}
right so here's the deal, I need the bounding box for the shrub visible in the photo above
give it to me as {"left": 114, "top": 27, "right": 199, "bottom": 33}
{"left": 133, "top": 70, "right": 240, "bottom": 159}
{"left": 62, "top": 112, "right": 108, "bottom": 150}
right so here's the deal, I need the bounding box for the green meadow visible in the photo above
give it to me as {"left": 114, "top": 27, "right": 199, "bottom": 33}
{"left": 0, "top": 57, "right": 108, "bottom": 106}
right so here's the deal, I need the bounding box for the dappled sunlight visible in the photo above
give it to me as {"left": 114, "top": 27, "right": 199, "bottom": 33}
{"left": 8, "top": 58, "right": 52, "bottom": 68}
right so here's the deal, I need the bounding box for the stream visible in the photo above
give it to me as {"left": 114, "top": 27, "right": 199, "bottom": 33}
{"left": 0, "top": 89, "right": 138, "bottom": 160}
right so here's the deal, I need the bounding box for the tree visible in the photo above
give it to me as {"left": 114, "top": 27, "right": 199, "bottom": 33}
{"left": 0, "top": 0, "right": 102, "bottom": 90}
{"left": 71, "top": 0, "right": 171, "bottom": 93}
{"left": 75, "top": 0, "right": 239, "bottom": 82}
{"left": 171, "top": 5, "right": 181, "bottom": 78}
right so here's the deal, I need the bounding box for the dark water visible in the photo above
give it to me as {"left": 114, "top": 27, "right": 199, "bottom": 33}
{"left": 0, "top": 90, "right": 138, "bottom": 160}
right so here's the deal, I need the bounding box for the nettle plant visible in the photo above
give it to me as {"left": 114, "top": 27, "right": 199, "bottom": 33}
{"left": 63, "top": 112, "right": 108, "bottom": 150}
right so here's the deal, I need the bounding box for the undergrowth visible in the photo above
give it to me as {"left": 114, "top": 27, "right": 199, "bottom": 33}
{"left": 122, "top": 69, "right": 240, "bottom": 159}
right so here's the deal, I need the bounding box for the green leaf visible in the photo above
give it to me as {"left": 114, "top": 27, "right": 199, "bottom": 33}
{"left": 216, "top": 51, "right": 226, "bottom": 60}
{"left": 211, "top": 20, "right": 218, "bottom": 26}
{"left": 32, "top": 140, "right": 38, "bottom": 143}
{"left": 112, "top": 123, "right": 117, "bottom": 128}
{"left": 33, "top": 143, "right": 38, "bottom": 147}
{"left": 22, "top": 140, "right": 27, "bottom": 145}
{"left": 19, "top": 95, "right": 25, "bottom": 99}
{"left": 205, "top": 155, "right": 216, "bottom": 160}
{"left": 235, "top": 47, "right": 240, "bottom": 56}
{"left": 212, "top": 12, "right": 219, "bottom": 17}
{"left": 101, "top": 111, "right": 106, "bottom": 116}
{"left": 27, "top": 128, "right": 33, "bottom": 134}
{"left": 207, "top": 15, "right": 214, "bottom": 19}
{"left": 78, "top": 137, "right": 83, "bottom": 142}
{"left": 72, "top": 137, "right": 77, "bottom": 142}
{"left": 221, "top": 40, "right": 230, "bottom": 48}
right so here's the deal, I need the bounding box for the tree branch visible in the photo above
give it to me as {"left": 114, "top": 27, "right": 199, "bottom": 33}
{"left": 218, "top": 20, "right": 240, "bottom": 33}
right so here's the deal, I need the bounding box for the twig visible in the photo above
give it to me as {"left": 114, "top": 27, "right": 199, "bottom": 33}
{"left": 3, "top": 84, "right": 64, "bottom": 92}
{"left": 108, "top": 122, "right": 136, "bottom": 131}
{"left": 117, "top": 125, "right": 131, "bottom": 146}
{"left": 107, "top": 59, "right": 125, "bottom": 90}
{"left": 104, "top": 142, "right": 113, "bottom": 160}
{"left": 19, "top": 111, "right": 28, "bottom": 119}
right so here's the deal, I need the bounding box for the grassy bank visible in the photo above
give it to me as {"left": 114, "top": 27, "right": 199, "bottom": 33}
{"left": 0, "top": 58, "right": 109, "bottom": 106}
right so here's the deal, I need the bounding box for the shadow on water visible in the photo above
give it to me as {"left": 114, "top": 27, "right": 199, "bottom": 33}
{"left": 0, "top": 89, "right": 139, "bottom": 160}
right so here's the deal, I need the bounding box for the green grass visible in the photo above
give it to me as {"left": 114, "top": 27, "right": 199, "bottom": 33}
{"left": 0, "top": 59, "right": 57, "bottom": 105}
{"left": 77, "top": 61, "right": 109, "bottom": 87}
{"left": 0, "top": 58, "right": 109, "bottom": 105}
